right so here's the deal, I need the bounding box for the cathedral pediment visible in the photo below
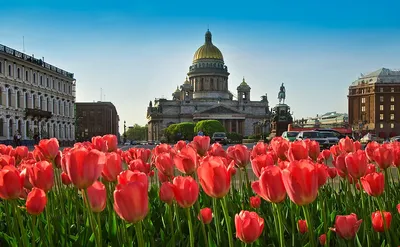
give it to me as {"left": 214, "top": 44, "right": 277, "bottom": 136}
{"left": 198, "top": 105, "right": 242, "bottom": 114}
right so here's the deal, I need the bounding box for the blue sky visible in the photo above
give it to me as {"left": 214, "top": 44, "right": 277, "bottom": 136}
{"left": 1, "top": 0, "right": 399, "bottom": 133}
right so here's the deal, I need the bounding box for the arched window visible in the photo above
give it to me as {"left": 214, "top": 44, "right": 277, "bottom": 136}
{"left": 59, "top": 124, "right": 62, "bottom": 138}
{"left": 59, "top": 101, "right": 62, "bottom": 115}
{"left": 25, "top": 71, "right": 29, "bottom": 81}
{"left": 7, "top": 89, "right": 12, "bottom": 107}
{"left": 32, "top": 95, "right": 36, "bottom": 109}
{"left": 25, "top": 121, "right": 30, "bottom": 138}
{"left": 0, "top": 119, "right": 3, "bottom": 136}
{"left": 17, "top": 120, "right": 22, "bottom": 133}
{"left": 39, "top": 96, "right": 42, "bottom": 110}
{"left": 65, "top": 102, "right": 68, "bottom": 116}
{"left": 33, "top": 73, "right": 36, "bottom": 83}
{"left": 47, "top": 98, "right": 51, "bottom": 112}
{"left": 25, "top": 93, "right": 29, "bottom": 108}
{"left": 53, "top": 99, "right": 57, "bottom": 114}
{"left": 17, "top": 91, "right": 21, "bottom": 108}
{"left": 8, "top": 65, "right": 12, "bottom": 76}
{"left": 40, "top": 76, "right": 43, "bottom": 85}
{"left": 64, "top": 125, "right": 67, "bottom": 139}
{"left": 8, "top": 119, "right": 13, "bottom": 138}
{"left": 53, "top": 124, "right": 56, "bottom": 138}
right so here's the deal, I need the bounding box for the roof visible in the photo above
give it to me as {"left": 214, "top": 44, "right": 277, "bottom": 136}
{"left": 350, "top": 68, "right": 400, "bottom": 86}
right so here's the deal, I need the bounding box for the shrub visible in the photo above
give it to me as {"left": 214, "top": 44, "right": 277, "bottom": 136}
{"left": 194, "top": 120, "right": 225, "bottom": 137}
{"left": 164, "top": 122, "right": 195, "bottom": 142}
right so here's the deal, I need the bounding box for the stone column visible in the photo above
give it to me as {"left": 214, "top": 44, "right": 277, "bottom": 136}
{"left": 228, "top": 120, "right": 232, "bottom": 133}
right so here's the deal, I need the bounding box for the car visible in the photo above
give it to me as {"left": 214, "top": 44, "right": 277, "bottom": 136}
{"left": 130, "top": 140, "right": 138, "bottom": 145}
{"left": 390, "top": 136, "right": 400, "bottom": 142}
{"left": 296, "top": 131, "right": 330, "bottom": 150}
{"left": 282, "top": 131, "right": 299, "bottom": 142}
{"left": 211, "top": 132, "right": 228, "bottom": 145}
{"left": 313, "top": 128, "right": 353, "bottom": 140}
{"left": 318, "top": 131, "right": 339, "bottom": 147}
{"left": 124, "top": 142, "right": 131, "bottom": 146}
{"left": 360, "top": 133, "right": 383, "bottom": 144}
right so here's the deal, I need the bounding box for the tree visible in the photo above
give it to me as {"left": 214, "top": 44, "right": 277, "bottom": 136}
{"left": 164, "top": 122, "right": 195, "bottom": 143}
{"left": 125, "top": 124, "right": 147, "bottom": 141}
{"left": 194, "top": 120, "right": 225, "bottom": 137}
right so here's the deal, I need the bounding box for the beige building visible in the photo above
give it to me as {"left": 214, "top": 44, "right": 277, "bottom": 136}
{"left": 147, "top": 30, "right": 271, "bottom": 141}
{"left": 0, "top": 44, "right": 76, "bottom": 145}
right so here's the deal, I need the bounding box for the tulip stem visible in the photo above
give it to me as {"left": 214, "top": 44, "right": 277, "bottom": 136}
{"left": 303, "top": 205, "right": 316, "bottom": 247}
{"left": 12, "top": 200, "right": 29, "bottom": 247}
{"left": 221, "top": 197, "right": 234, "bottom": 247}
{"left": 375, "top": 198, "right": 392, "bottom": 246}
{"left": 45, "top": 202, "right": 53, "bottom": 245}
{"left": 167, "top": 204, "right": 175, "bottom": 247}
{"left": 134, "top": 221, "right": 145, "bottom": 247}
{"left": 290, "top": 201, "right": 295, "bottom": 247}
{"left": 82, "top": 189, "right": 101, "bottom": 247}
{"left": 243, "top": 167, "right": 251, "bottom": 197}
{"left": 186, "top": 208, "right": 195, "bottom": 247}
{"left": 275, "top": 203, "right": 285, "bottom": 247}
{"left": 195, "top": 200, "right": 209, "bottom": 245}
{"left": 32, "top": 215, "right": 36, "bottom": 247}
{"left": 213, "top": 198, "right": 222, "bottom": 245}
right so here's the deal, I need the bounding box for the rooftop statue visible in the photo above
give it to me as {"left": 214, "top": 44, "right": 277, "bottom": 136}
{"left": 278, "top": 83, "right": 286, "bottom": 104}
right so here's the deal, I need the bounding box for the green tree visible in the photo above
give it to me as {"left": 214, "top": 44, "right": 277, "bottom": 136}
{"left": 194, "top": 120, "right": 225, "bottom": 137}
{"left": 125, "top": 124, "right": 147, "bottom": 141}
{"left": 164, "top": 122, "right": 195, "bottom": 142}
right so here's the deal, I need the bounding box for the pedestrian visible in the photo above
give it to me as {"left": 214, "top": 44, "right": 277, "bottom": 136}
{"left": 197, "top": 129, "right": 204, "bottom": 136}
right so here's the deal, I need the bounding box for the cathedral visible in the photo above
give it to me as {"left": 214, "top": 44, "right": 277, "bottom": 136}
{"left": 147, "top": 30, "right": 270, "bottom": 141}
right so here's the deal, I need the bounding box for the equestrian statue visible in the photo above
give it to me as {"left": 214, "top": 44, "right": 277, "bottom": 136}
{"left": 278, "top": 83, "right": 286, "bottom": 104}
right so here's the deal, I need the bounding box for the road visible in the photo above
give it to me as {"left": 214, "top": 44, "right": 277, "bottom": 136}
{"left": 119, "top": 143, "right": 256, "bottom": 151}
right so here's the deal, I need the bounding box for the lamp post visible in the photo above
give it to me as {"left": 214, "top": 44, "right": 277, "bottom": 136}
{"left": 123, "top": 121, "right": 127, "bottom": 144}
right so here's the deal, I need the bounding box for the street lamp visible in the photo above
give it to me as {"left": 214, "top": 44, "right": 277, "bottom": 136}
{"left": 123, "top": 121, "right": 127, "bottom": 144}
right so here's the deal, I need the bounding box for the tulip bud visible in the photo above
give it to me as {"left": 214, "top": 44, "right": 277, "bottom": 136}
{"left": 198, "top": 207, "right": 213, "bottom": 224}
{"left": 250, "top": 196, "right": 261, "bottom": 209}
{"left": 159, "top": 182, "right": 174, "bottom": 205}
{"left": 86, "top": 181, "right": 107, "bottom": 213}
{"left": 298, "top": 220, "right": 308, "bottom": 234}
{"left": 235, "top": 210, "right": 264, "bottom": 244}
{"left": 26, "top": 188, "right": 47, "bottom": 215}
{"left": 319, "top": 233, "right": 326, "bottom": 245}
{"left": 330, "top": 213, "right": 362, "bottom": 240}
{"left": 371, "top": 211, "right": 392, "bottom": 232}
{"left": 61, "top": 172, "right": 72, "bottom": 185}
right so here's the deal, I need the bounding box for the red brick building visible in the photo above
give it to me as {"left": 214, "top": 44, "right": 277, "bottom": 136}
{"left": 348, "top": 68, "right": 400, "bottom": 138}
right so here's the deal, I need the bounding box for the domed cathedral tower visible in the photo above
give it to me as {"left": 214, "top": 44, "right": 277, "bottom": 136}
{"left": 237, "top": 77, "right": 251, "bottom": 103}
{"left": 187, "top": 30, "right": 230, "bottom": 100}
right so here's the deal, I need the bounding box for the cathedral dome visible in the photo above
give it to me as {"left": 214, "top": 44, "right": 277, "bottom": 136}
{"left": 193, "top": 30, "right": 224, "bottom": 62}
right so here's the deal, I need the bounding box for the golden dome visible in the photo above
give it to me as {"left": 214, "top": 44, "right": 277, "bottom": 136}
{"left": 193, "top": 30, "right": 224, "bottom": 62}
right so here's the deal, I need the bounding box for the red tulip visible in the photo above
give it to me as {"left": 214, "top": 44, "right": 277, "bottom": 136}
{"left": 287, "top": 141, "right": 309, "bottom": 162}
{"left": 208, "top": 143, "right": 227, "bottom": 158}
{"left": 0, "top": 155, "right": 15, "bottom": 168}
{"left": 198, "top": 207, "right": 213, "bottom": 224}
{"left": 103, "top": 134, "right": 118, "bottom": 152}
{"left": 153, "top": 144, "right": 172, "bottom": 156}
{"left": 330, "top": 213, "right": 362, "bottom": 240}
{"left": 159, "top": 182, "right": 174, "bottom": 205}
{"left": 14, "top": 146, "right": 29, "bottom": 164}
{"left": 155, "top": 153, "right": 175, "bottom": 178}
{"left": 392, "top": 147, "right": 400, "bottom": 167}
{"left": 282, "top": 159, "right": 318, "bottom": 206}
{"left": 37, "top": 138, "right": 59, "bottom": 161}
{"left": 365, "top": 141, "right": 379, "bottom": 162}
{"left": 371, "top": 211, "right": 392, "bottom": 232}
{"left": 397, "top": 203, "right": 400, "bottom": 214}
{"left": 61, "top": 172, "right": 72, "bottom": 185}
{"left": 0, "top": 166, "right": 23, "bottom": 200}
{"left": 327, "top": 167, "right": 337, "bottom": 179}
{"left": 252, "top": 166, "right": 286, "bottom": 203}
{"left": 365, "top": 164, "right": 376, "bottom": 175}
{"left": 298, "top": 219, "right": 308, "bottom": 234}
{"left": 235, "top": 210, "right": 264, "bottom": 244}
{"left": 173, "top": 146, "right": 198, "bottom": 175}
{"left": 86, "top": 181, "right": 107, "bottom": 213}
{"left": 251, "top": 141, "right": 268, "bottom": 157}
{"left": 102, "top": 152, "right": 123, "bottom": 182}
{"left": 345, "top": 150, "right": 368, "bottom": 179}
{"left": 232, "top": 145, "right": 251, "bottom": 168}
{"left": 29, "top": 161, "right": 54, "bottom": 192}
{"left": 20, "top": 167, "right": 33, "bottom": 189}
{"left": 64, "top": 147, "right": 106, "bottom": 189}
{"left": 251, "top": 153, "right": 274, "bottom": 178}
{"left": 373, "top": 145, "right": 393, "bottom": 170}
{"left": 191, "top": 136, "right": 210, "bottom": 156}
{"left": 338, "top": 137, "right": 355, "bottom": 153}
{"left": 319, "top": 234, "right": 326, "bottom": 245}
{"left": 197, "top": 156, "right": 231, "bottom": 198}
{"left": 315, "top": 163, "right": 328, "bottom": 187}
{"left": 174, "top": 140, "right": 187, "bottom": 152}
{"left": 128, "top": 159, "right": 150, "bottom": 175}
{"left": 354, "top": 141, "right": 362, "bottom": 151}
{"left": 330, "top": 145, "right": 341, "bottom": 159}
{"left": 157, "top": 171, "right": 171, "bottom": 183}
{"left": 361, "top": 172, "right": 384, "bottom": 197}
{"left": 117, "top": 170, "right": 148, "bottom": 190}
{"left": 114, "top": 181, "right": 148, "bottom": 223}
{"left": 26, "top": 188, "right": 47, "bottom": 215}
{"left": 307, "top": 140, "right": 320, "bottom": 161}
{"left": 250, "top": 196, "right": 261, "bottom": 208}
{"left": 92, "top": 136, "right": 108, "bottom": 152}
{"left": 270, "top": 137, "right": 289, "bottom": 160}
{"left": 172, "top": 176, "right": 199, "bottom": 208}
{"left": 133, "top": 148, "right": 152, "bottom": 163}
{"left": 333, "top": 153, "right": 347, "bottom": 177}
{"left": 278, "top": 160, "right": 290, "bottom": 170}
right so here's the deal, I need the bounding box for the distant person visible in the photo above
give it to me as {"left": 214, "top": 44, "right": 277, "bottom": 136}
{"left": 197, "top": 130, "right": 204, "bottom": 136}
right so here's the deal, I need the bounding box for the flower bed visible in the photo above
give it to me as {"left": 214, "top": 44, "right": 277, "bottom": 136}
{"left": 0, "top": 135, "right": 399, "bottom": 246}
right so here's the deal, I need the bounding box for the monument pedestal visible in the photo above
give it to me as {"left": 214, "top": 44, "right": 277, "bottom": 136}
{"left": 269, "top": 103, "right": 293, "bottom": 138}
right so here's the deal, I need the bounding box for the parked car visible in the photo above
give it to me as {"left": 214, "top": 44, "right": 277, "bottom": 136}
{"left": 390, "top": 136, "right": 400, "bottom": 142}
{"left": 282, "top": 131, "right": 299, "bottom": 142}
{"left": 212, "top": 132, "right": 228, "bottom": 145}
{"left": 313, "top": 128, "right": 354, "bottom": 140}
{"left": 296, "top": 131, "right": 330, "bottom": 150}
{"left": 130, "top": 140, "right": 138, "bottom": 145}
{"left": 360, "top": 133, "right": 384, "bottom": 144}
{"left": 318, "top": 131, "right": 340, "bottom": 147}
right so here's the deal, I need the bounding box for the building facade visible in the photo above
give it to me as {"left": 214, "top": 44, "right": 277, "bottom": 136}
{"left": 147, "top": 30, "right": 270, "bottom": 141}
{"left": 0, "top": 44, "right": 76, "bottom": 146}
{"left": 75, "top": 102, "right": 119, "bottom": 142}
{"left": 293, "top": 112, "right": 348, "bottom": 128}
{"left": 348, "top": 68, "right": 400, "bottom": 137}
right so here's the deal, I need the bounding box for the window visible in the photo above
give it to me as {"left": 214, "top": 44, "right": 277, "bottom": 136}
{"left": 380, "top": 123, "right": 384, "bottom": 129}
{"left": 47, "top": 78, "right": 49, "bottom": 87}
{"left": 0, "top": 120, "right": 3, "bottom": 136}
{"left": 0, "top": 62, "right": 2, "bottom": 73}
{"left": 391, "top": 96, "right": 395, "bottom": 102}
{"left": 16, "top": 91, "right": 21, "bottom": 108}
{"left": 380, "top": 96, "right": 384, "bottom": 102}
{"left": 33, "top": 73, "right": 36, "bottom": 83}
{"left": 380, "top": 105, "right": 384, "bottom": 111}
{"left": 380, "top": 88, "right": 384, "bottom": 92}
{"left": 25, "top": 93, "right": 28, "bottom": 108}
{"left": 391, "top": 114, "right": 395, "bottom": 120}
{"left": 391, "top": 123, "right": 395, "bottom": 128}
{"left": 8, "top": 65, "right": 12, "bottom": 76}
{"left": 52, "top": 80, "right": 55, "bottom": 89}
{"left": 17, "top": 68, "right": 20, "bottom": 79}
{"left": 40, "top": 76, "right": 43, "bottom": 85}
{"left": 391, "top": 87, "right": 395, "bottom": 92}
{"left": 362, "top": 97, "right": 366, "bottom": 103}
{"left": 391, "top": 105, "right": 395, "bottom": 111}
{"left": 380, "top": 114, "right": 384, "bottom": 120}
{"left": 361, "top": 106, "right": 365, "bottom": 112}
{"left": 25, "top": 71, "right": 29, "bottom": 81}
